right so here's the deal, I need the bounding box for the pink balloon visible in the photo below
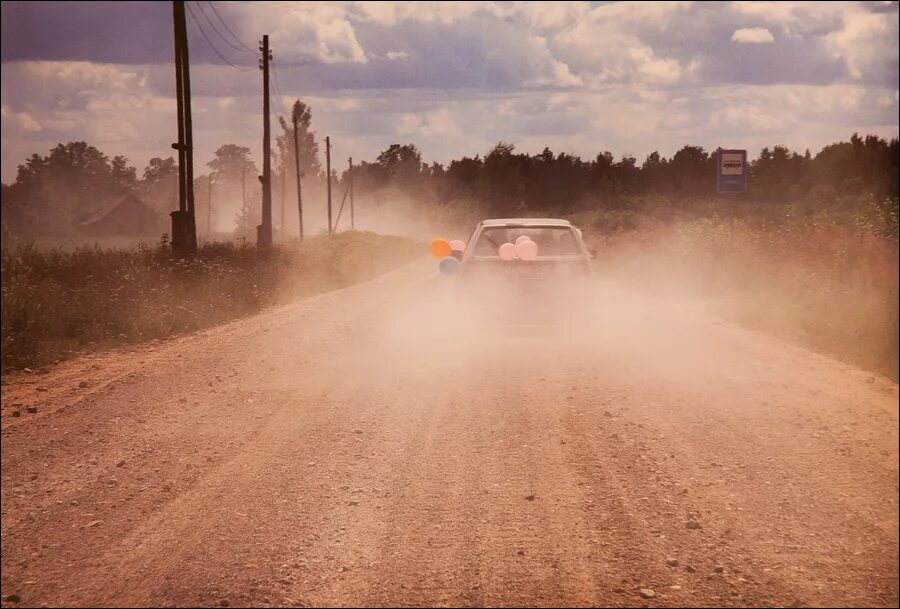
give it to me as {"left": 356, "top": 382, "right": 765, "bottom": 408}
{"left": 450, "top": 239, "right": 466, "bottom": 252}
{"left": 515, "top": 235, "right": 533, "bottom": 246}
{"left": 498, "top": 242, "right": 517, "bottom": 261}
{"left": 516, "top": 239, "right": 538, "bottom": 260}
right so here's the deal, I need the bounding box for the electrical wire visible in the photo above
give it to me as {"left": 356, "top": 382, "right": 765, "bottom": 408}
{"left": 206, "top": 1, "right": 260, "bottom": 55}
{"left": 194, "top": 1, "right": 258, "bottom": 56}
{"left": 270, "top": 58, "right": 295, "bottom": 120}
{"left": 185, "top": 2, "right": 257, "bottom": 71}
{"left": 268, "top": 60, "right": 294, "bottom": 169}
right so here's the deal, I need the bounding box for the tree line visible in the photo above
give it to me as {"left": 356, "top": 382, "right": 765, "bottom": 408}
{"left": 355, "top": 134, "right": 897, "bottom": 218}
{"left": 1, "top": 97, "right": 897, "bottom": 237}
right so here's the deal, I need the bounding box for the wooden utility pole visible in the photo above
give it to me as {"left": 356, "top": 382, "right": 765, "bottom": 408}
{"left": 170, "top": 0, "right": 197, "bottom": 253}
{"left": 348, "top": 157, "right": 355, "bottom": 231}
{"left": 293, "top": 110, "right": 303, "bottom": 240}
{"left": 325, "top": 136, "right": 332, "bottom": 234}
{"left": 172, "top": 2, "right": 185, "bottom": 215}
{"left": 257, "top": 34, "right": 273, "bottom": 247}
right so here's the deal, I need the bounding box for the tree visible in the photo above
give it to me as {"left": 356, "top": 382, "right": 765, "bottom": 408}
{"left": 376, "top": 144, "right": 423, "bottom": 178}
{"left": 367, "top": 143, "right": 427, "bottom": 198}
{"left": 141, "top": 157, "right": 178, "bottom": 215}
{"left": 207, "top": 144, "right": 259, "bottom": 238}
{"left": 590, "top": 152, "right": 619, "bottom": 196}
{"left": 208, "top": 144, "right": 257, "bottom": 184}
{"left": 44, "top": 142, "right": 119, "bottom": 226}
{"left": 1, "top": 142, "right": 138, "bottom": 234}
{"left": 614, "top": 155, "right": 639, "bottom": 196}
{"left": 446, "top": 155, "right": 483, "bottom": 194}
{"left": 275, "top": 100, "right": 321, "bottom": 180}
{"left": 752, "top": 145, "right": 807, "bottom": 201}
{"left": 480, "top": 142, "right": 526, "bottom": 216}
{"left": 3, "top": 131, "right": 898, "bottom": 238}
{"left": 110, "top": 155, "right": 138, "bottom": 190}
{"left": 669, "top": 145, "right": 713, "bottom": 197}
{"left": 641, "top": 151, "right": 667, "bottom": 194}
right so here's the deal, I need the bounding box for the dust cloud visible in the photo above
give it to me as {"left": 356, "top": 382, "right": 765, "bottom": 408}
{"left": 280, "top": 254, "right": 726, "bottom": 393}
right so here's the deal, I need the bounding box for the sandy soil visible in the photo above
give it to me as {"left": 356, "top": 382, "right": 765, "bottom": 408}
{"left": 1, "top": 261, "right": 897, "bottom": 607}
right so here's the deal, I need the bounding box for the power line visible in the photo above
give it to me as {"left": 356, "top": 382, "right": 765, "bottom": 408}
{"left": 206, "top": 1, "right": 259, "bottom": 55}
{"left": 185, "top": 2, "right": 257, "bottom": 72}
{"left": 270, "top": 58, "right": 294, "bottom": 120}
{"left": 194, "top": 0, "right": 258, "bottom": 56}
{"left": 269, "top": 60, "right": 296, "bottom": 168}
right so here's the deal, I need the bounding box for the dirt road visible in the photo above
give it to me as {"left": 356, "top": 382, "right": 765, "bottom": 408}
{"left": 2, "top": 262, "right": 898, "bottom": 607}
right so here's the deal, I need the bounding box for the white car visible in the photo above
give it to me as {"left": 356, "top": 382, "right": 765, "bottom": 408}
{"left": 449, "top": 218, "right": 595, "bottom": 329}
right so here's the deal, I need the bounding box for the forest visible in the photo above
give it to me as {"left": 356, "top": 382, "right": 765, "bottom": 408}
{"left": 1, "top": 100, "right": 898, "bottom": 378}
{"left": 1, "top": 99, "right": 897, "bottom": 240}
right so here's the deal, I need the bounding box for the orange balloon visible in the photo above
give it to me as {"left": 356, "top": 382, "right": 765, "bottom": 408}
{"left": 430, "top": 239, "right": 452, "bottom": 259}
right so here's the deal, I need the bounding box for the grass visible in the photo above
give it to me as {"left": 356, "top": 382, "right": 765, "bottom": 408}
{"left": 575, "top": 197, "right": 899, "bottom": 380}
{"left": 5, "top": 200, "right": 898, "bottom": 381}
{"left": 1, "top": 231, "right": 420, "bottom": 372}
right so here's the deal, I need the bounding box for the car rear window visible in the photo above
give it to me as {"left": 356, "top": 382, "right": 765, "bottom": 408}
{"left": 473, "top": 226, "right": 581, "bottom": 257}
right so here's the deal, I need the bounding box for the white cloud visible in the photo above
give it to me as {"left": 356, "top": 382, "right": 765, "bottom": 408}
{"left": 225, "top": 2, "right": 368, "bottom": 64}
{"left": 632, "top": 48, "right": 683, "bottom": 85}
{"left": 1, "top": 104, "right": 42, "bottom": 133}
{"left": 2, "top": 1, "right": 898, "bottom": 182}
{"left": 732, "top": 1, "right": 797, "bottom": 21}
{"left": 826, "top": 10, "right": 895, "bottom": 81}
{"left": 356, "top": 1, "right": 486, "bottom": 26}
{"left": 396, "top": 113, "right": 422, "bottom": 135}
{"left": 732, "top": 27, "right": 776, "bottom": 44}
{"left": 418, "top": 107, "right": 462, "bottom": 137}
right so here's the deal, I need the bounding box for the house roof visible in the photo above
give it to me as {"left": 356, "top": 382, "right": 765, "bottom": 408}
{"left": 76, "top": 192, "right": 158, "bottom": 228}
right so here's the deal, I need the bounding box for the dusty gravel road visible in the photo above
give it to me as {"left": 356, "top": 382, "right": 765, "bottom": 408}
{"left": 2, "top": 262, "right": 898, "bottom": 608}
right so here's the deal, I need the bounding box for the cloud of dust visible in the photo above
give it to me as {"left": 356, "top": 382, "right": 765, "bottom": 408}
{"left": 256, "top": 213, "right": 896, "bottom": 398}
{"left": 586, "top": 221, "right": 899, "bottom": 380}
{"left": 339, "top": 188, "right": 480, "bottom": 241}
{"left": 351, "top": 252, "right": 722, "bottom": 388}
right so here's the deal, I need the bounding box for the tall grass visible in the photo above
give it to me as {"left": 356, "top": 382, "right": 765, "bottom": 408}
{"left": 1, "top": 232, "right": 419, "bottom": 372}
{"left": 577, "top": 197, "right": 899, "bottom": 379}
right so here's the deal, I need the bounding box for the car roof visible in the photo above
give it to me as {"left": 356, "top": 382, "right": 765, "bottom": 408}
{"left": 478, "top": 218, "right": 572, "bottom": 227}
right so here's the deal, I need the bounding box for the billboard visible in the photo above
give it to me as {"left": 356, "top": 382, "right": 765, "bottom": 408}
{"left": 717, "top": 149, "right": 748, "bottom": 194}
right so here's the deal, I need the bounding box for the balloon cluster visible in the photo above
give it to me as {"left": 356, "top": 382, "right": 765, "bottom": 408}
{"left": 498, "top": 235, "right": 538, "bottom": 260}
{"left": 431, "top": 239, "right": 466, "bottom": 275}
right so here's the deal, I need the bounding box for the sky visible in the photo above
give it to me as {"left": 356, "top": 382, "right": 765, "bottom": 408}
{"left": 1, "top": 1, "right": 898, "bottom": 182}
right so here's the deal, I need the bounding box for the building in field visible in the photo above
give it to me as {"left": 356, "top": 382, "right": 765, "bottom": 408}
{"left": 76, "top": 192, "right": 165, "bottom": 237}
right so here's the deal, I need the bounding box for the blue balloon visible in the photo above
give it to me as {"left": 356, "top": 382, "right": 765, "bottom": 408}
{"left": 438, "top": 255, "right": 460, "bottom": 276}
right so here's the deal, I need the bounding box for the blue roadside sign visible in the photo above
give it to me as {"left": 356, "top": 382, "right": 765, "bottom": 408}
{"left": 717, "top": 149, "right": 747, "bottom": 194}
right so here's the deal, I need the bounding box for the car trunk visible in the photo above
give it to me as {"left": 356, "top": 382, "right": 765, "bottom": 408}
{"left": 458, "top": 257, "right": 590, "bottom": 325}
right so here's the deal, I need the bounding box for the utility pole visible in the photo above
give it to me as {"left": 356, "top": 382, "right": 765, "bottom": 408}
{"left": 257, "top": 34, "right": 273, "bottom": 247}
{"left": 170, "top": 0, "right": 197, "bottom": 253}
{"left": 348, "top": 157, "right": 355, "bottom": 231}
{"left": 293, "top": 109, "right": 303, "bottom": 240}
{"left": 325, "top": 136, "right": 332, "bottom": 234}
{"left": 172, "top": 1, "right": 185, "bottom": 216}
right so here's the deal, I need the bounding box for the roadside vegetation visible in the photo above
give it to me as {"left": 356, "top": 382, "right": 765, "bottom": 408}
{"left": 1, "top": 112, "right": 896, "bottom": 379}
{"left": 576, "top": 196, "right": 899, "bottom": 380}
{"left": 1, "top": 232, "right": 419, "bottom": 372}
